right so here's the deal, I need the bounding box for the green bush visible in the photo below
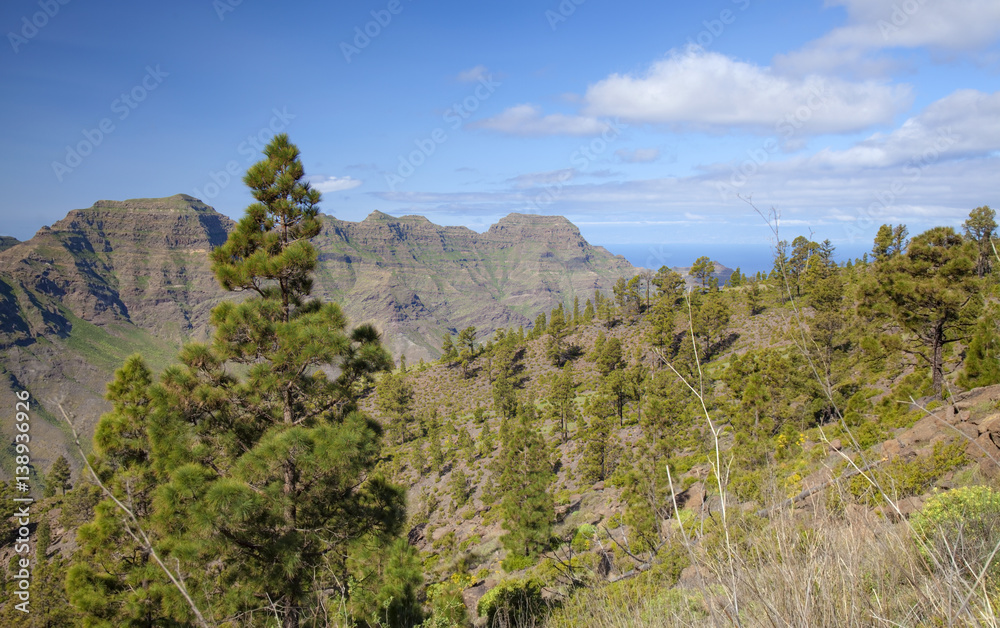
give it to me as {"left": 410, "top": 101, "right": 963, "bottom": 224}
{"left": 571, "top": 524, "right": 597, "bottom": 552}
{"left": 422, "top": 576, "right": 470, "bottom": 628}
{"left": 849, "top": 441, "right": 967, "bottom": 506}
{"left": 912, "top": 485, "right": 1000, "bottom": 586}
{"left": 852, "top": 419, "right": 888, "bottom": 449}
{"left": 476, "top": 578, "right": 544, "bottom": 626}
{"left": 500, "top": 553, "right": 535, "bottom": 573}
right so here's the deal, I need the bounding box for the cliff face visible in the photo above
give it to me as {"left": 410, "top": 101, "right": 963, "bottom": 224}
{"left": 311, "top": 210, "right": 635, "bottom": 358}
{"left": 0, "top": 196, "right": 635, "bottom": 474}
{"left": 0, "top": 194, "right": 233, "bottom": 346}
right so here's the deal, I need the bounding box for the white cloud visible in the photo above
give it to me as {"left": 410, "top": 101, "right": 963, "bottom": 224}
{"left": 616, "top": 148, "right": 660, "bottom": 163}
{"left": 310, "top": 176, "right": 362, "bottom": 193}
{"left": 507, "top": 169, "right": 577, "bottom": 188}
{"left": 806, "top": 89, "right": 1000, "bottom": 169}
{"left": 776, "top": 0, "right": 1000, "bottom": 75}
{"left": 473, "top": 104, "right": 610, "bottom": 136}
{"left": 457, "top": 65, "right": 489, "bottom": 82}
{"left": 582, "top": 49, "right": 911, "bottom": 134}
{"left": 371, "top": 91, "right": 1000, "bottom": 249}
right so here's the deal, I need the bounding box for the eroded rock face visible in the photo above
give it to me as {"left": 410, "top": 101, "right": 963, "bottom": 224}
{"left": 311, "top": 210, "right": 636, "bottom": 360}
{"left": 0, "top": 194, "right": 234, "bottom": 345}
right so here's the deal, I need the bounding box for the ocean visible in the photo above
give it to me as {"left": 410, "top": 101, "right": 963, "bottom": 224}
{"left": 601, "top": 241, "right": 870, "bottom": 275}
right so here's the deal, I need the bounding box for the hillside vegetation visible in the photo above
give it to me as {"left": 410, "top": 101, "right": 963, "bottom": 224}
{"left": 2, "top": 137, "right": 999, "bottom": 627}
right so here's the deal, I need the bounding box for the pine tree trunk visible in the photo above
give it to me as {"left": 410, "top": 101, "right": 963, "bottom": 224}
{"left": 283, "top": 604, "right": 299, "bottom": 628}
{"left": 282, "top": 386, "right": 298, "bottom": 628}
{"left": 931, "top": 320, "right": 945, "bottom": 398}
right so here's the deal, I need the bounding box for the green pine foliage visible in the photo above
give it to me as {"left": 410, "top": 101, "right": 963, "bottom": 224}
{"left": 43, "top": 455, "right": 71, "bottom": 498}
{"left": 31, "top": 199, "right": 1000, "bottom": 627}
{"left": 67, "top": 135, "right": 413, "bottom": 628}
{"left": 498, "top": 408, "right": 554, "bottom": 561}
{"left": 863, "top": 226, "right": 978, "bottom": 397}
{"left": 958, "top": 304, "right": 1000, "bottom": 388}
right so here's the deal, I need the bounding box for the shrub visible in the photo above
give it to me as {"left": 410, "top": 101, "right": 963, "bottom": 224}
{"left": 912, "top": 485, "right": 1000, "bottom": 586}
{"left": 422, "top": 575, "right": 469, "bottom": 628}
{"left": 500, "top": 553, "right": 535, "bottom": 573}
{"left": 571, "top": 524, "right": 597, "bottom": 552}
{"left": 849, "top": 441, "right": 967, "bottom": 506}
{"left": 477, "top": 578, "right": 544, "bottom": 626}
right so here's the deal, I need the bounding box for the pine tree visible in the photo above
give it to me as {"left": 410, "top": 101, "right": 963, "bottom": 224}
{"left": 449, "top": 468, "right": 470, "bottom": 510}
{"left": 457, "top": 326, "right": 478, "bottom": 378}
{"left": 871, "top": 223, "right": 908, "bottom": 261}
{"left": 595, "top": 336, "right": 623, "bottom": 376}
{"left": 958, "top": 306, "right": 1000, "bottom": 389}
{"left": 647, "top": 296, "right": 675, "bottom": 352}
{"left": 533, "top": 312, "right": 547, "bottom": 337}
{"left": 457, "top": 426, "right": 476, "bottom": 464}
{"left": 428, "top": 426, "right": 446, "bottom": 476}
{"left": 478, "top": 421, "right": 495, "bottom": 459}
{"left": 493, "top": 373, "right": 518, "bottom": 422}
{"left": 67, "top": 356, "right": 184, "bottom": 626}
{"left": 690, "top": 256, "right": 715, "bottom": 292}
{"left": 865, "top": 226, "right": 977, "bottom": 397}
{"left": 546, "top": 303, "right": 573, "bottom": 366}
{"left": 727, "top": 267, "right": 743, "bottom": 287}
{"left": 789, "top": 236, "right": 818, "bottom": 296}
{"left": 441, "top": 334, "right": 457, "bottom": 363}
{"left": 498, "top": 409, "right": 554, "bottom": 559}
{"left": 693, "top": 290, "right": 731, "bottom": 359}
{"left": 963, "top": 205, "right": 997, "bottom": 278}
{"left": 550, "top": 363, "right": 577, "bottom": 442}
{"left": 377, "top": 371, "right": 416, "bottom": 444}
{"left": 746, "top": 281, "right": 762, "bottom": 316}
{"left": 652, "top": 266, "right": 685, "bottom": 304}
{"left": 579, "top": 407, "right": 617, "bottom": 485}
{"left": 70, "top": 135, "right": 409, "bottom": 628}
{"left": 347, "top": 538, "right": 423, "bottom": 627}
{"left": 44, "top": 455, "right": 71, "bottom": 497}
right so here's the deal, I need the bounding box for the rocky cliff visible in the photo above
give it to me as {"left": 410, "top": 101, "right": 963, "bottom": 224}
{"left": 312, "top": 210, "right": 634, "bottom": 358}
{"left": 0, "top": 195, "right": 636, "bottom": 475}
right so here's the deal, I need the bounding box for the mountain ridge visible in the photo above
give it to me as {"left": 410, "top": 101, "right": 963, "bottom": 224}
{"left": 0, "top": 194, "right": 637, "bottom": 474}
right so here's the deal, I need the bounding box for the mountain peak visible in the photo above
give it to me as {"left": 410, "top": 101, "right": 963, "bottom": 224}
{"left": 363, "top": 210, "right": 393, "bottom": 222}
{"left": 89, "top": 194, "right": 214, "bottom": 213}
{"left": 362, "top": 210, "right": 433, "bottom": 225}
{"left": 486, "top": 212, "right": 581, "bottom": 240}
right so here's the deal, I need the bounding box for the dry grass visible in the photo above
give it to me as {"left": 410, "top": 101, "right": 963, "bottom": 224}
{"left": 546, "top": 501, "right": 1000, "bottom": 627}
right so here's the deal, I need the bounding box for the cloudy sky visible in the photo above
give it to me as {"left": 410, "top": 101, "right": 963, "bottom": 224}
{"left": 2, "top": 0, "right": 998, "bottom": 271}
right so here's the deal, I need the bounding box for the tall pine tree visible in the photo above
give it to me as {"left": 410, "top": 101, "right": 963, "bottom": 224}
{"left": 70, "top": 135, "right": 412, "bottom": 628}
{"left": 498, "top": 408, "right": 554, "bottom": 560}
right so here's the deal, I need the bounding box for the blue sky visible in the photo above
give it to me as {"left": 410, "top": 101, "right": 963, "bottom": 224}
{"left": 2, "top": 0, "right": 998, "bottom": 272}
